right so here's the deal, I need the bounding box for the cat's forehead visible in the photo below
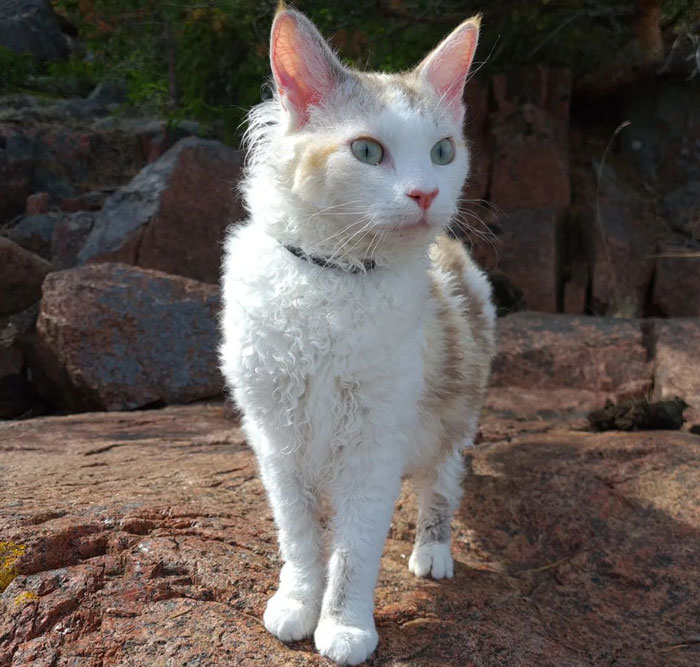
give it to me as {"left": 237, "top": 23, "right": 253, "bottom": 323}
{"left": 350, "top": 71, "right": 438, "bottom": 120}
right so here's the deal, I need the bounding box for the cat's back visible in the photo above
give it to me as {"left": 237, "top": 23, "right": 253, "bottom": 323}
{"left": 420, "top": 236, "right": 496, "bottom": 449}
{"left": 429, "top": 235, "right": 496, "bottom": 356}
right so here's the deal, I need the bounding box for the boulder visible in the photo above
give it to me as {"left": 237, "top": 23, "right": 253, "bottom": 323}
{"left": 0, "top": 237, "right": 52, "bottom": 317}
{"left": 469, "top": 68, "right": 572, "bottom": 313}
{"left": 651, "top": 245, "right": 700, "bottom": 317}
{"left": 0, "top": 123, "right": 34, "bottom": 224}
{"left": 30, "top": 126, "right": 141, "bottom": 199}
{"left": 589, "top": 161, "right": 657, "bottom": 317}
{"left": 50, "top": 211, "right": 96, "bottom": 270}
{"left": 0, "top": 304, "right": 38, "bottom": 419}
{"left": 471, "top": 208, "right": 561, "bottom": 312}
{"left": 652, "top": 319, "right": 700, "bottom": 425}
{"left": 0, "top": 404, "right": 698, "bottom": 665}
{"left": 664, "top": 182, "right": 700, "bottom": 242}
{"left": 77, "top": 138, "right": 244, "bottom": 284}
{"left": 491, "top": 313, "right": 652, "bottom": 402}
{"left": 33, "top": 263, "right": 223, "bottom": 412}
{"left": 6, "top": 212, "right": 60, "bottom": 260}
{"left": 0, "top": 0, "right": 69, "bottom": 61}
{"left": 24, "top": 191, "right": 49, "bottom": 215}
{"left": 489, "top": 67, "right": 571, "bottom": 210}
{"left": 0, "top": 346, "right": 31, "bottom": 419}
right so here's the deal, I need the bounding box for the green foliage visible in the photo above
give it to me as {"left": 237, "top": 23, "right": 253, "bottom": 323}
{"left": 0, "top": 46, "right": 37, "bottom": 93}
{"left": 18, "top": 0, "right": 694, "bottom": 144}
{"left": 44, "top": 58, "right": 106, "bottom": 96}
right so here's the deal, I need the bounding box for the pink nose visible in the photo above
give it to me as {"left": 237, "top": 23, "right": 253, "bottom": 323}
{"left": 407, "top": 188, "right": 439, "bottom": 211}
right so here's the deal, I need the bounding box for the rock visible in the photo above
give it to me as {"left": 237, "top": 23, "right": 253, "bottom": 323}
{"left": 0, "top": 237, "right": 52, "bottom": 317}
{"left": 33, "top": 263, "right": 223, "bottom": 412}
{"left": 52, "top": 97, "right": 104, "bottom": 120}
{"left": 462, "top": 77, "right": 491, "bottom": 204}
{"left": 472, "top": 208, "right": 561, "bottom": 312}
{"left": 590, "top": 161, "right": 657, "bottom": 317}
{"left": 652, "top": 319, "right": 700, "bottom": 425}
{"left": 6, "top": 213, "right": 60, "bottom": 260}
{"left": 0, "top": 123, "right": 34, "bottom": 224}
{"left": 664, "top": 182, "right": 700, "bottom": 242}
{"left": 489, "top": 67, "right": 571, "bottom": 210}
{"left": 0, "top": 346, "right": 32, "bottom": 419}
{"left": 651, "top": 244, "right": 700, "bottom": 317}
{"left": 24, "top": 192, "right": 49, "bottom": 215}
{"left": 491, "top": 313, "right": 652, "bottom": 402}
{"left": 87, "top": 79, "right": 128, "bottom": 109}
{"left": 0, "top": 0, "right": 70, "bottom": 61}
{"left": 0, "top": 305, "right": 38, "bottom": 419}
{"left": 77, "top": 138, "right": 244, "bottom": 284}
{"left": 50, "top": 211, "right": 96, "bottom": 269}
{"left": 90, "top": 116, "right": 201, "bottom": 164}
{"left": 57, "top": 189, "right": 111, "bottom": 213}
{"left": 0, "top": 403, "right": 698, "bottom": 665}
{"left": 468, "top": 68, "right": 571, "bottom": 313}
{"left": 30, "top": 126, "right": 137, "bottom": 199}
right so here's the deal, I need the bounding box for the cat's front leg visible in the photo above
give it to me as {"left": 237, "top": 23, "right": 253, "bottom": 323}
{"left": 409, "top": 447, "right": 464, "bottom": 579}
{"left": 314, "top": 452, "right": 402, "bottom": 665}
{"left": 257, "top": 450, "right": 325, "bottom": 641}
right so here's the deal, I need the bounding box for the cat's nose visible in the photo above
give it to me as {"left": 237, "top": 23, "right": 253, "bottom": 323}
{"left": 407, "top": 188, "right": 439, "bottom": 211}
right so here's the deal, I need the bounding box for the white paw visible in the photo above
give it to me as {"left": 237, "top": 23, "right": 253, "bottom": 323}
{"left": 314, "top": 617, "right": 378, "bottom": 665}
{"left": 408, "top": 542, "right": 454, "bottom": 579}
{"left": 263, "top": 591, "right": 320, "bottom": 642}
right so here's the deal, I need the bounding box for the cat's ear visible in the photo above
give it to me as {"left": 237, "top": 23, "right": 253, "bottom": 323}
{"left": 270, "top": 8, "right": 346, "bottom": 128}
{"left": 415, "top": 15, "right": 481, "bottom": 120}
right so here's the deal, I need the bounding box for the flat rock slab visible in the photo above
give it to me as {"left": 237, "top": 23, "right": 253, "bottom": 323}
{"left": 491, "top": 313, "right": 653, "bottom": 402}
{"left": 1, "top": 403, "right": 699, "bottom": 666}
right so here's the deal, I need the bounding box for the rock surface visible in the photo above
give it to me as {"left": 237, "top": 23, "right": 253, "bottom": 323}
{"left": 653, "top": 319, "right": 700, "bottom": 424}
{"left": 33, "top": 263, "right": 223, "bottom": 412}
{"left": 0, "top": 0, "right": 70, "bottom": 61}
{"left": 77, "top": 137, "right": 244, "bottom": 284}
{"left": 6, "top": 212, "right": 60, "bottom": 260}
{"left": 0, "top": 237, "right": 52, "bottom": 317}
{"left": 0, "top": 124, "right": 34, "bottom": 224}
{"left": 491, "top": 313, "right": 653, "bottom": 402}
{"left": 1, "top": 402, "right": 698, "bottom": 666}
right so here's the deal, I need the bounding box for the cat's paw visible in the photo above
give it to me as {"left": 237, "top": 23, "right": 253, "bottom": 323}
{"left": 408, "top": 542, "right": 454, "bottom": 579}
{"left": 314, "top": 617, "right": 378, "bottom": 665}
{"left": 263, "top": 591, "right": 320, "bottom": 642}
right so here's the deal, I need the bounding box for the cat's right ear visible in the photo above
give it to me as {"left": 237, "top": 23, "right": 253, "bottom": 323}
{"left": 270, "top": 8, "right": 345, "bottom": 128}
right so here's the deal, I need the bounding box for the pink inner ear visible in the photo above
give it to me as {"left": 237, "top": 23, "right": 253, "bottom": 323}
{"left": 271, "top": 13, "right": 335, "bottom": 125}
{"left": 423, "top": 22, "right": 479, "bottom": 113}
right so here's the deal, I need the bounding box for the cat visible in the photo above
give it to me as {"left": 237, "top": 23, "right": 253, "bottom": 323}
{"left": 219, "top": 5, "right": 495, "bottom": 665}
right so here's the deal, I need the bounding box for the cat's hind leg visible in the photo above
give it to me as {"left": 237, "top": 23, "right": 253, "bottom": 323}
{"left": 258, "top": 449, "right": 325, "bottom": 641}
{"left": 408, "top": 446, "right": 465, "bottom": 580}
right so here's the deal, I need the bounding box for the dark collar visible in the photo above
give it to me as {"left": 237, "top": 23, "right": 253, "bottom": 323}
{"left": 283, "top": 244, "right": 376, "bottom": 274}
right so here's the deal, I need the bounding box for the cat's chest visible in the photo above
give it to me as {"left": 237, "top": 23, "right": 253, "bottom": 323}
{"left": 253, "top": 269, "right": 422, "bottom": 366}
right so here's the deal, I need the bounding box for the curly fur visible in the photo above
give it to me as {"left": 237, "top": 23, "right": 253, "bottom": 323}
{"left": 220, "top": 8, "right": 494, "bottom": 665}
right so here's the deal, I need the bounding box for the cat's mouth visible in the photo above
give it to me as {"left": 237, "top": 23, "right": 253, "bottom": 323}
{"left": 393, "top": 216, "right": 434, "bottom": 237}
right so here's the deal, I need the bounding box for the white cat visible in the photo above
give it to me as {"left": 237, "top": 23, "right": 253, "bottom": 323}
{"left": 220, "top": 6, "right": 495, "bottom": 665}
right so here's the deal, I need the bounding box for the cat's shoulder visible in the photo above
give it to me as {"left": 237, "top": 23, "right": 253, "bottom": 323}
{"left": 428, "top": 234, "right": 496, "bottom": 344}
{"left": 428, "top": 234, "right": 480, "bottom": 280}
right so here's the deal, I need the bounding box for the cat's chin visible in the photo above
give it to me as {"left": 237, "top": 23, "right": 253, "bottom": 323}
{"left": 392, "top": 218, "right": 440, "bottom": 240}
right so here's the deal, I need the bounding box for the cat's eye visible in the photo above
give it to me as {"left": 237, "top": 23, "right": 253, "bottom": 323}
{"left": 351, "top": 138, "right": 384, "bottom": 165}
{"left": 431, "top": 138, "right": 455, "bottom": 165}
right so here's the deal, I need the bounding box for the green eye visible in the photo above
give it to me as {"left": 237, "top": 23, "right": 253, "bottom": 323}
{"left": 431, "top": 138, "right": 455, "bottom": 165}
{"left": 351, "top": 138, "right": 384, "bottom": 165}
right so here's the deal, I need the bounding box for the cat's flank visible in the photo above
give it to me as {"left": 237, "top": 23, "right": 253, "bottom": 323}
{"left": 220, "top": 6, "right": 495, "bottom": 665}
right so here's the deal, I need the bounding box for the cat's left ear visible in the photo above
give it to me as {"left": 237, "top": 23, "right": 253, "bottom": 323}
{"left": 415, "top": 15, "right": 481, "bottom": 121}
{"left": 270, "top": 8, "right": 347, "bottom": 128}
